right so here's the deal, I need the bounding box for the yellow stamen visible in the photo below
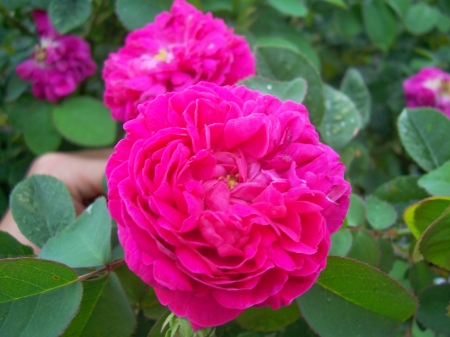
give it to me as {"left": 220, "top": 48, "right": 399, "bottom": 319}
{"left": 154, "top": 48, "right": 168, "bottom": 61}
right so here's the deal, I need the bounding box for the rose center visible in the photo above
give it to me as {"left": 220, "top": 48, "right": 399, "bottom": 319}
{"left": 34, "top": 45, "right": 47, "bottom": 62}
{"left": 439, "top": 79, "right": 450, "bottom": 96}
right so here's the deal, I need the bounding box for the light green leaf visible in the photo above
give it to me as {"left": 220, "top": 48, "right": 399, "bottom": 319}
{"left": 404, "top": 197, "right": 450, "bottom": 238}
{"left": 320, "top": 0, "right": 346, "bottom": 8}
{"left": 49, "top": 0, "right": 92, "bottom": 34}
{"left": 0, "top": 259, "right": 82, "bottom": 337}
{"left": 10, "top": 175, "right": 76, "bottom": 247}
{"left": 416, "top": 284, "right": 450, "bottom": 335}
{"left": 437, "top": 12, "right": 450, "bottom": 33}
{"left": 404, "top": 3, "right": 439, "bottom": 35}
{"left": 366, "top": 195, "right": 397, "bottom": 230}
{"left": 0, "top": 231, "right": 34, "bottom": 258}
{"left": 340, "top": 68, "right": 371, "bottom": 128}
{"left": 255, "top": 45, "right": 324, "bottom": 126}
{"left": 329, "top": 229, "right": 353, "bottom": 256}
{"left": 61, "top": 273, "right": 135, "bottom": 337}
{"left": 39, "top": 198, "right": 112, "bottom": 268}
{"left": 236, "top": 302, "right": 300, "bottom": 332}
{"left": 398, "top": 108, "right": 450, "bottom": 171}
{"left": 297, "top": 257, "right": 417, "bottom": 337}
{"left": 418, "top": 161, "right": 450, "bottom": 196}
{"left": 346, "top": 194, "right": 366, "bottom": 227}
{"left": 319, "top": 85, "right": 361, "bottom": 149}
{"left": 240, "top": 76, "right": 307, "bottom": 103}
{"left": 267, "top": 0, "right": 307, "bottom": 17}
{"left": 53, "top": 96, "right": 117, "bottom": 147}
{"left": 333, "top": 7, "right": 363, "bottom": 38}
{"left": 386, "top": 0, "right": 410, "bottom": 18}
{"left": 5, "top": 73, "right": 29, "bottom": 102}
{"left": 347, "top": 229, "right": 380, "bottom": 267}
{"left": 362, "top": 0, "right": 398, "bottom": 50}
{"left": 115, "top": 0, "right": 172, "bottom": 31}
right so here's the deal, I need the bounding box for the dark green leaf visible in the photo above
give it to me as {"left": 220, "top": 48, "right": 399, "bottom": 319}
{"left": 148, "top": 311, "right": 171, "bottom": 337}
{"left": 141, "top": 287, "right": 167, "bottom": 320}
{"left": 10, "top": 175, "right": 76, "bottom": 247}
{"left": 437, "top": 12, "right": 450, "bottom": 33}
{"left": 5, "top": 73, "right": 29, "bottom": 102}
{"left": 366, "top": 195, "right": 397, "bottom": 230}
{"left": 398, "top": 108, "right": 450, "bottom": 171}
{"left": 389, "top": 260, "right": 411, "bottom": 290}
{"left": 114, "top": 264, "right": 148, "bottom": 306}
{"left": 0, "top": 259, "right": 82, "bottom": 337}
{"left": 416, "top": 284, "right": 450, "bottom": 335}
{"left": 347, "top": 229, "right": 380, "bottom": 267}
{"left": 418, "top": 161, "right": 450, "bottom": 196}
{"left": 0, "top": 231, "right": 33, "bottom": 258}
{"left": 318, "top": 85, "right": 361, "bottom": 149}
{"left": 333, "top": 7, "right": 363, "bottom": 38}
{"left": 49, "top": 0, "right": 92, "bottom": 34}
{"left": 362, "top": 0, "right": 398, "bottom": 50}
{"left": 386, "top": 0, "right": 410, "bottom": 18}
{"left": 377, "top": 237, "right": 395, "bottom": 274}
{"left": 329, "top": 229, "right": 353, "bottom": 256}
{"left": 340, "top": 68, "right": 371, "bottom": 128}
{"left": 409, "top": 262, "right": 439, "bottom": 293}
{"left": 267, "top": 0, "right": 307, "bottom": 17}
{"left": 255, "top": 46, "right": 324, "bottom": 126}
{"left": 404, "top": 4, "right": 439, "bottom": 35}
{"left": 297, "top": 257, "right": 417, "bottom": 337}
{"left": 115, "top": 0, "right": 172, "bottom": 31}
{"left": 52, "top": 96, "right": 117, "bottom": 147}
{"left": 39, "top": 198, "right": 112, "bottom": 268}
{"left": 240, "top": 76, "right": 307, "bottom": 103}
{"left": 346, "top": 194, "right": 366, "bottom": 227}
{"left": 61, "top": 273, "right": 135, "bottom": 337}
{"left": 236, "top": 302, "right": 300, "bottom": 332}
{"left": 320, "top": 0, "right": 346, "bottom": 8}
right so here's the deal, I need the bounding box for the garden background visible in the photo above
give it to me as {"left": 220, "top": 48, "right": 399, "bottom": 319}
{"left": 1, "top": 0, "right": 450, "bottom": 336}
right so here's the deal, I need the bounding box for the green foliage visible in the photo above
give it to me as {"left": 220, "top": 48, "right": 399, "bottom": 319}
{"left": 49, "top": 0, "right": 92, "bottom": 34}
{"left": 240, "top": 77, "right": 307, "bottom": 103}
{"left": 0, "top": 231, "right": 33, "bottom": 258}
{"left": 236, "top": 303, "right": 300, "bottom": 332}
{"left": 416, "top": 285, "right": 450, "bottom": 335}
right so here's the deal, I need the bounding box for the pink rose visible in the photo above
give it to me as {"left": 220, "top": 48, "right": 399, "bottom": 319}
{"left": 102, "top": 0, "right": 255, "bottom": 122}
{"left": 15, "top": 10, "right": 96, "bottom": 103}
{"left": 403, "top": 67, "right": 450, "bottom": 117}
{"left": 106, "top": 82, "right": 351, "bottom": 329}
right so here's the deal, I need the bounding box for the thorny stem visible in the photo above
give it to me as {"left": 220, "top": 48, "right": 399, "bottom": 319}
{"left": 77, "top": 259, "right": 126, "bottom": 281}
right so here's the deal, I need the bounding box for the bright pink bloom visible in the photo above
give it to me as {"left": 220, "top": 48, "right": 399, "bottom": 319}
{"left": 403, "top": 67, "right": 450, "bottom": 117}
{"left": 106, "top": 82, "right": 351, "bottom": 329}
{"left": 16, "top": 10, "right": 96, "bottom": 103}
{"left": 102, "top": 0, "right": 255, "bottom": 122}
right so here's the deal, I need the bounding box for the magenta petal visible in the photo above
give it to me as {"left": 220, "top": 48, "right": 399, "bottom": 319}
{"left": 153, "top": 259, "right": 193, "bottom": 291}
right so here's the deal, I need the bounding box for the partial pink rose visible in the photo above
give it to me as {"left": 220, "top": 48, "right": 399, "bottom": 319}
{"left": 16, "top": 10, "right": 96, "bottom": 103}
{"left": 102, "top": 0, "right": 255, "bottom": 122}
{"left": 106, "top": 82, "right": 351, "bottom": 329}
{"left": 403, "top": 67, "right": 450, "bottom": 117}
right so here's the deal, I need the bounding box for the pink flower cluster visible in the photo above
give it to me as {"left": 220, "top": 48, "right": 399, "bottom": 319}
{"left": 16, "top": 10, "right": 96, "bottom": 103}
{"left": 102, "top": 0, "right": 255, "bottom": 122}
{"left": 106, "top": 82, "right": 351, "bottom": 329}
{"left": 403, "top": 67, "right": 450, "bottom": 117}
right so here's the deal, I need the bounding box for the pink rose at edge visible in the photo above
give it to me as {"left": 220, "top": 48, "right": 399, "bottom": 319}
{"left": 102, "top": 0, "right": 255, "bottom": 122}
{"left": 106, "top": 82, "right": 351, "bottom": 330}
{"left": 15, "top": 10, "right": 96, "bottom": 103}
{"left": 403, "top": 67, "right": 450, "bottom": 118}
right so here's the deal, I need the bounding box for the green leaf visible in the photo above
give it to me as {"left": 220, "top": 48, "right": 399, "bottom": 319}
{"left": 255, "top": 45, "right": 324, "bottom": 126}
{"left": 409, "top": 261, "right": 439, "bottom": 293}
{"left": 0, "top": 231, "right": 34, "bottom": 258}
{"left": 141, "top": 287, "right": 167, "bottom": 320}
{"left": 267, "top": 0, "right": 307, "bottom": 17}
{"left": 318, "top": 85, "right": 361, "bottom": 149}
{"left": 389, "top": 259, "right": 411, "bottom": 290}
{"left": 404, "top": 4, "right": 439, "bottom": 35}
{"left": 366, "top": 195, "right": 397, "bottom": 230}
{"left": 23, "top": 102, "right": 62, "bottom": 155}
{"left": 236, "top": 302, "right": 300, "bottom": 332}
{"left": 320, "top": 0, "right": 346, "bottom": 8}
{"left": 0, "top": 259, "right": 82, "bottom": 337}
{"left": 114, "top": 264, "right": 147, "bottom": 307}
{"left": 48, "top": 0, "right": 92, "bottom": 34}
{"left": 329, "top": 229, "right": 353, "bottom": 256}
{"left": 240, "top": 76, "right": 307, "bottom": 103}
{"left": 437, "top": 12, "right": 450, "bottom": 33}
{"left": 386, "top": 0, "right": 410, "bottom": 18}
{"left": 10, "top": 175, "right": 76, "bottom": 247}
{"left": 5, "top": 73, "right": 29, "bottom": 102}
{"left": 39, "top": 198, "right": 112, "bottom": 268}
{"left": 346, "top": 194, "right": 366, "bottom": 227}
{"left": 115, "top": 0, "right": 172, "bottom": 31}
{"left": 418, "top": 161, "right": 450, "bottom": 196}
{"left": 404, "top": 197, "right": 450, "bottom": 238}
{"left": 148, "top": 311, "right": 171, "bottom": 337}
{"left": 297, "top": 257, "right": 417, "bottom": 337}
{"left": 61, "top": 273, "right": 135, "bottom": 337}
{"left": 398, "top": 108, "right": 450, "bottom": 171}
{"left": 340, "top": 68, "right": 371, "bottom": 128}
{"left": 339, "top": 141, "right": 370, "bottom": 184}
{"left": 416, "top": 284, "right": 450, "bottom": 335}
{"left": 417, "top": 206, "right": 450, "bottom": 271}
{"left": 347, "top": 229, "right": 380, "bottom": 267}
{"left": 53, "top": 96, "right": 117, "bottom": 147}
{"left": 333, "top": 7, "right": 363, "bottom": 38}
{"left": 377, "top": 237, "right": 394, "bottom": 273}
{"left": 362, "top": 0, "right": 398, "bottom": 50}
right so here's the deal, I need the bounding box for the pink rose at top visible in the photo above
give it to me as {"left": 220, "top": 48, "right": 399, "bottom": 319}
{"left": 102, "top": 0, "right": 255, "bottom": 122}
{"left": 403, "top": 67, "right": 450, "bottom": 117}
{"left": 15, "top": 10, "right": 96, "bottom": 103}
{"left": 106, "top": 82, "right": 351, "bottom": 329}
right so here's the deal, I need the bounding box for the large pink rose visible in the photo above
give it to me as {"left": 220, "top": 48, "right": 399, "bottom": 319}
{"left": 16, "top": 10, "right": 96, "bottom": 103}
{"left": 106, "top": 82, "right": 351, "bottom": 329}
{"left": 403, "top": 67, "right": 450, "bottom": 117}
{"left": 102, "top": 0, "right": 255, "bottom": 122}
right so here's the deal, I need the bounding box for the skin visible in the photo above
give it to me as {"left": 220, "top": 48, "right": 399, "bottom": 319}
{"left": 0, "top": 149, "right": 113, "bottom": 252}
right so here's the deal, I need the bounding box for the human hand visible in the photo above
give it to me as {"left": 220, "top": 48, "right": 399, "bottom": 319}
{"left": 0, "top": 148, "right": 113, "bottom": 252}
